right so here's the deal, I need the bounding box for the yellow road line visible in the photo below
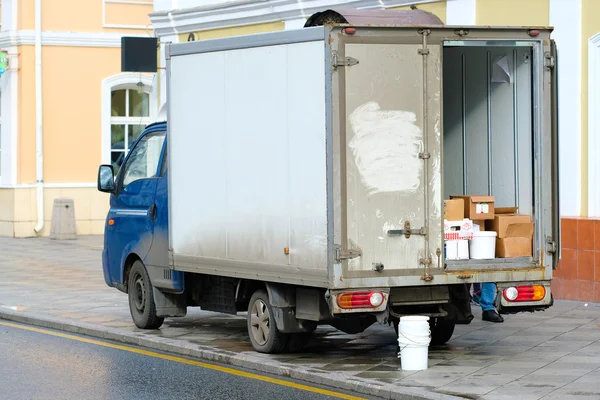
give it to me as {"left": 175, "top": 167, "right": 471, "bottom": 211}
{"left": 0, "top": 320, "right": 364, "bottom": 400}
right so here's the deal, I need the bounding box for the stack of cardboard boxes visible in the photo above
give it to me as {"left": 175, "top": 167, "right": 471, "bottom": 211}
{"left": 443, "top": 195, "right": 534, "bottom": 260}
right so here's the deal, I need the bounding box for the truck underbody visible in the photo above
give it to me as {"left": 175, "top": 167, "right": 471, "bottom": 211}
{"left": 101, "top": 8, "right": 558, "bottom": 354}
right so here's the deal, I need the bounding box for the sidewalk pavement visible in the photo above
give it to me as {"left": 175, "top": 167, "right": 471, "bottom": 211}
{"left": 1, "top": 236, "right": 600, "bottom": 400}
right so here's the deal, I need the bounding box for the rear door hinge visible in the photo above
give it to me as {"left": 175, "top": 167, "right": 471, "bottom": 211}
{"left": 546, "top": 237, "right": 557, "bottom": 254}
{"left": 334, "top": 245, "right": 362, "bottom": 262}
{"left": 420, "top": 257, "right": 434, "bottom": 281}
{"left": 418, "top": 29, "right": 431, "bottom": 56}
{"left": 332, "top": 52, "right": 359, "bottom": 69}
{"left": 545, "top": 52, "right": 555, "bottom": 69}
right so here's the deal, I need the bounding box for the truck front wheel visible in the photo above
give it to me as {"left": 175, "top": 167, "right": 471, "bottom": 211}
{"left": 247, "top": 289, "right": 288, "bottom": 353}
{"left": 128, "top": 260, "right": 164, "bottom": 330}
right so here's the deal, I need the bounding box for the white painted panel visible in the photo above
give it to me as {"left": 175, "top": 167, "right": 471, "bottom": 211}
{"left": 286, "top": 42, "right": 328, "bottom": 268}
{"left": 589, "top": 34, "right": 600, "bottom": 217}
{"left": 169, "top": 40, "right": 328, "bottom": 269}
{"left": 446, "top": 0, "right": 476, "bottom": 26}
{"left": 0, "top": 46, "right": 17, "bottom": 185}
{"left": 1, "top": 0, "right": 13, "bottom": 31}
{"left": 223, "top": 44, "right": 290, "bottom": 266}
{"left": 550, "top": 0, "right": 582, "bottom": 217}
{"left": 169, "top": 50, "right": 228, "bottom": 259}
{"left": 285, "top": 18, "right": 307, "bottom": 30}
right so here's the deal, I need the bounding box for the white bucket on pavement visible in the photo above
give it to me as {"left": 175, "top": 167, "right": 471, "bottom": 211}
{"left": 397, "top": 316, "right": 431, "bottom": 371}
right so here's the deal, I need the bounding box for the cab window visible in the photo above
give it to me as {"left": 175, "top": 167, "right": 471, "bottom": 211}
{"left": 119, "top": 130, "right": 166, "bottom": 190}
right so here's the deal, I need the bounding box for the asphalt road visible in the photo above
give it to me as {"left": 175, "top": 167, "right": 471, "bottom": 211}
{"left": 0, "top": 321, "right": 376, "bottom": 400}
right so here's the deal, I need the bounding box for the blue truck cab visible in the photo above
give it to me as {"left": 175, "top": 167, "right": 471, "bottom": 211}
{"left": 98, "top": 121, "right": 186, "bottom": 329}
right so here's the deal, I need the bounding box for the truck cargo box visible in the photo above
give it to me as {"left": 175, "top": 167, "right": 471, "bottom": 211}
{"left": 165, "top": 22, "right": 559, "bottom": 291}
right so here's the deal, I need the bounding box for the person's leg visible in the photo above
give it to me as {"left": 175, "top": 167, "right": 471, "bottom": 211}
{"left": 472, "top": 283, "right": 481, "bottom": 304}
{"left": 480, "top": 283, "right": 503, "bottom": 322}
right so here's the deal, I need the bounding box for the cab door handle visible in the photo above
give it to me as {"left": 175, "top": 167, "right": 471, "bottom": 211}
{"left": 149, "top": 204, "right": 157, "bottom": 221}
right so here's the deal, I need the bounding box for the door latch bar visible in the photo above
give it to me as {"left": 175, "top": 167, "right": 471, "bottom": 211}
{"left": 388, "top": 221, "right": 426, "bottom": 239}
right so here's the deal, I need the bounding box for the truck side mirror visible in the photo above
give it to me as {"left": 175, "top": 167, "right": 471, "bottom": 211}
{"left": 98, "top": 165, "right": 115, "bottom": 193}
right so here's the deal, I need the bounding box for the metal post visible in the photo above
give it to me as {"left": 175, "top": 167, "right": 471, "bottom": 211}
{"left": 418, "top": 29, "right": 433, "bottom": 280}
{"left": 486, "top": 51, "right": 493, "bottom": 196}
{"left": 462, "top": 53, "right": 468, "bottom": 195}
{"left": 513, "top": 49, "right": 520, "bottom": 208}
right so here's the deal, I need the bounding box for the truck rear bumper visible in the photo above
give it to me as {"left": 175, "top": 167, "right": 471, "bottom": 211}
{"left": 327, "top": 281, "right": 553, "bottom": 317}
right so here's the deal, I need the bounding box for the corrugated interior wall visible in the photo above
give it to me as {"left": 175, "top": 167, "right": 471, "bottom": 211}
{"left": 442, "top": 46, "right": 534, "bottom": 216}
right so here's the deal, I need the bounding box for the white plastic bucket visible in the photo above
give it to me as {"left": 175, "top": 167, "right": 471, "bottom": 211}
{"left": 397, "top": 316, "right": 431, "bottom": 371}
{"left": 469, "top": 231, "right": 497, "bottom": 259}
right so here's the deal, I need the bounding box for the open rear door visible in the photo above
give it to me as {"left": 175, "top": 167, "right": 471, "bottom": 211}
{"left": 330, "top": 28, "right": 443, "bottom": 285}
{"left": 550, "top": 39, "right": 560, "bottom": 269}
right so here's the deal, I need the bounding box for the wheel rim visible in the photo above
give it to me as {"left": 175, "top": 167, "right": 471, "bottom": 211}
{"left": 250, "top": 299, "right": 270, "bottom": 346}
{"left": 133, "top": 272, "right": 146, "bottom": 314}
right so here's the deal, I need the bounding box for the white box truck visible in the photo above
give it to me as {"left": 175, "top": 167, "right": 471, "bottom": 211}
{"left": 97, "top": 9, "right": 559, "bottom": 353}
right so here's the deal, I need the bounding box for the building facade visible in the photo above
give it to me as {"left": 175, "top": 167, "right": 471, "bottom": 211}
{"left": 0, "top": 0, "right": 153, "bottom": 237}
{"left": 0, "top": 0, "right": 598, "bottom": 300}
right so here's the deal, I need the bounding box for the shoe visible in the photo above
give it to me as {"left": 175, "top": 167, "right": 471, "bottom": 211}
{"left": 482, "top": 310, "right": 504, "bottom": 323}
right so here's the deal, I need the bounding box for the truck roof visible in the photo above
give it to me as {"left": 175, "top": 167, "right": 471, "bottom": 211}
{"left": 303, "top": 8, "right": 553, "bottom": 30}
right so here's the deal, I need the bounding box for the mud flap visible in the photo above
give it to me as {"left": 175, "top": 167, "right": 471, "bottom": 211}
{"left": 153, "top": 287, "right": 187, "bottom": 318}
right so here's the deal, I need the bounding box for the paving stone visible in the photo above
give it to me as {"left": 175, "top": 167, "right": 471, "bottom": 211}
{"left": 1, "top": 235, "right": 600, "bottom": 400}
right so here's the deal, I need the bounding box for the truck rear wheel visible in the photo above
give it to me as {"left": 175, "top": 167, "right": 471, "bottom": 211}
{"left": 429, "top": 318, "right": 455, "bottom": 346}
{"left": 247, "top": 290, "right": 288, "bottom": 354}
{"left": 128, "top": 260, "right": 164, "bottom": 330}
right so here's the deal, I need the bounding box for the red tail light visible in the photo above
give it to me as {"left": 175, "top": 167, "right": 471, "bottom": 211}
{"left": 503, "top": 286, "right": 546, "bottom": 302}
{"left": 337, "top": 291, "right": 384, "bottom": 309}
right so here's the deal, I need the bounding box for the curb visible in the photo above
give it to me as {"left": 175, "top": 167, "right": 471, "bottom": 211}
{"left": 0, "top": 309, "right": 462, "bottom": 400}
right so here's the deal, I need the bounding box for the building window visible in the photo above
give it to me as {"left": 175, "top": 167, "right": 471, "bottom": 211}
{"left": 110, "top": 87, "right": 150, "bottom": 170}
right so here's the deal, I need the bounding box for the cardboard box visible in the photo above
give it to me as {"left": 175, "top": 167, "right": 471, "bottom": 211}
{"left": 444, "top": 219, "right": 473, "bottom": 240}
{"left": 450, "top": 195, "right": 495, "bottom": 220}
{"left": 444, "top": 199, "right": 464, "bottom": 221}
{"left": 490, "top": 207, "right": 534, "bottom": 257}
{"left": 496, "top": 223, "right": 534, "bottom": 257}
{"left": 445, "top": 239, "right": 469, "bottom": 260}
{"left": 489, "top": 208, "right": 531, "bottom": 238}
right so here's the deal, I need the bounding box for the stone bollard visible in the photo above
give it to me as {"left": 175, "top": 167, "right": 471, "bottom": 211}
{"left": 49, "top": 198, "right": 77, "bottom": 240}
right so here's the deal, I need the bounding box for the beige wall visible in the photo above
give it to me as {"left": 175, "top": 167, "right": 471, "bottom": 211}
{"left": 0, "top": 188, "right": 108, "bottom": 238}
{"left": 19, "top": 0, "right": 34, "bottom": 30}
{"left": 18, "top": 45, "right": 35, "bottom": 184}
{"left": 0, "top": 189, "right": 15, "bottom": 237}
{"left": 18, "top": 46, "right": 123, "bottom": 184}
{"left": 105, "top": 2, "right": 153, "bottom": 28}
{"left": 177, "top": 21, "right": 285, "bottom": 42}
{"left": 4, "top": 0, "right": 152, "bottom": 238}
{"left": 390, "top": 1, "right": 447, "bottom": 23}
{"left": 42, "top": 0, "right": 152, "bottom": 32}
{"left": 476, "top": 0, "right": 550, "bottom": 26}
{"left": 43, "top": 46, "right": 123, "bottom": 183}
